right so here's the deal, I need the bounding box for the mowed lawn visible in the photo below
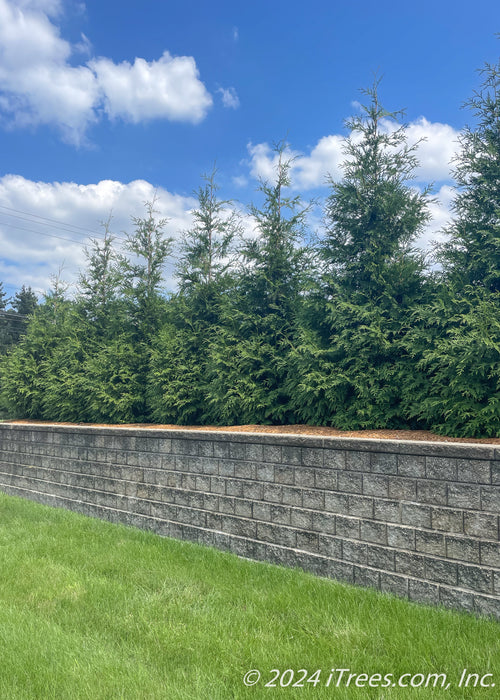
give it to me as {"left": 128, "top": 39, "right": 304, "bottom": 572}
{"left": 0, "top": 492, "right": 499, "bottom": 699}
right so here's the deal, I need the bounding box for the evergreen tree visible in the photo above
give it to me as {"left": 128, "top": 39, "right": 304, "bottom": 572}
{"left": 321, "top": 80, "right": 429, "bottom": 303}
{"left": 79, "top": 219, "right": 124, "bottom": 337}
{"left": 0, "top": 277, "right": 83, "bottom": 420}
{"left": 120, "top": 199, "right": 174, "bottom": 420}
{"left": 207, "top": 142, "right": 310, "bottom": 424}
{"left": 149, "top": 171, "right": 240, "bottom": 424}
{"left": 122, "top": 198, "right": 173, "bottom": 340}
{"left": 289, "top": 83, "right": 431, "bottom": 428}
{"left": 0, "top": 281, "right": 7, "bottom": 311}
{"left": 404, "top": 56, "right": 500, "bottom": 437}
{"left": 437, "top": 58, "right": 500, "bottom": 292}
{"left": 12, "top": 285, "right": 38, "bottom": 316}
{"left": 177, "top": 168, "right": 238, "bottom": 294}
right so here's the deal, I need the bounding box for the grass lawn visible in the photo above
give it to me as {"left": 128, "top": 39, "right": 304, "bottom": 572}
{"left": 0, "top": 492, "right": 499, "bottom": 699}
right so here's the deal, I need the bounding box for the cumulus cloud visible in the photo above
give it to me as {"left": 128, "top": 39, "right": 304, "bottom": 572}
{"left": 0, "top": 175, "right": 196, "bottom": 293}
{"left": 0, "top": 0, "right": 213, "bottom": 143}
{"left": 91, "top": 53, "right": 212, "bottom": 124}
{"left": 416, "top": 184, "right": 456, "bottom": 251}
{"left": 406, "top": 118, "right": 459, "bottom": 181}
{"left": 248, "top": 118, "right": 461, "bottom": 191}
{"left": 217, "top": 86, "right": 240, "bottom": 110}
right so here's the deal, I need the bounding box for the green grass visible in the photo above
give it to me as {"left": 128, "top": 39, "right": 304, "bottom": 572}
{"left": 0, "top": 492, "right": 499, "bottom": 699}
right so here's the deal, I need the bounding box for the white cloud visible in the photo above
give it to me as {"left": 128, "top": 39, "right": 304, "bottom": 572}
{"left": 416, "top": 184, "right": 455, "bottom": 251}
{"left": 232, "top": 175, "right": 248, "bottom": 188}
{"left": 91, "top": 53, "right": 212, "bottom": 124}
{"left": 248, "top": 118, "right": 461, "bottom": 191}
{"left": 248, "top": 142, "right": 299, "bottom": 183}
{"left": 0, "top": 0, "right": 213, "bottom": 143}
{"left": 0, "top": 175, "right": 196, "bottom": 293}
{"left": 217, "top": 86, "right": 239, "bottom": 110}
{"left": 406, "top": 118, "right": 459, "bottom": 181}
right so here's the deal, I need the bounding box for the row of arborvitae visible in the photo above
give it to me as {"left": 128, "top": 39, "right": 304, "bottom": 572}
{"left": 1, "top": 65, "right": 500, "bottom": 438}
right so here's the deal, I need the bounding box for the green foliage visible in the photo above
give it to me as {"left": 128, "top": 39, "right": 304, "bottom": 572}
{"left": 321, "top": 80, "right": 430, "bottom": 302}
{"left": 79, "top": 220, "right": 124, "bottom": 338}
{"left": 82, "top": 335, "right": 146, "bottom": 423}
{"left": 402, "top": 288, "right": 500, "bottom": 437}
{"left": 177, "top": 168, "right": 239, "bottom": 292}
{"left": 288, "top": 84, "right": 430, "bottom": 429}
{"left": 0, "top": 283, "right": 74, "bottom": 419}
{"left": 206, "top": 307, "right": 295, "bottom": 424}
{"left": 148, "top": 320, "right": 209, "bottom": 425}
{"left": 11, "top": 285, "right": 38, "bottom": 316}
{"left": 122, "top": 198, "right": 173, "bottom": 341}
{"left": 205, "top": 142, "right": 309, "bottom": 424}
{"left": 437, "top": 58, "right": 500, "bottom": 292}
{"left": 148, "top": 172, "right": 241, "bottom": 425}
{"left": 3, "top": 69, "right": 500, "bottom": 438}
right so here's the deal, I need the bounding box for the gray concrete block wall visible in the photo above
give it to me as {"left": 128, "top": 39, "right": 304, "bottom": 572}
{"left": 0, "top": 423, "right": 499, "bottom": 619}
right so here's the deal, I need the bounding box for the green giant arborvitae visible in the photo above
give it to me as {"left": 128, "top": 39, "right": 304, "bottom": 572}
{"left": 289, "top": 83, "right": 431, "bottom": 428}
{"left": 207, "top": 142, "right": 310, "bottom": 424}
{"left": 405, "top": 57, "right": 500, "bottom": 437}
{"left": 148, "top": 170, "right": 240, "bottom": 424}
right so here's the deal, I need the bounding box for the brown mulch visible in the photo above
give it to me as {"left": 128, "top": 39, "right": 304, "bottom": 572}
{"left": 5, "top": 420, "right": 500, "bottom": 445}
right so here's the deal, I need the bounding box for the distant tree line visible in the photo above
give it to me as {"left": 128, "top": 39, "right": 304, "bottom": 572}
{"left": 0, "top": 283, "right": 38, "bottom": 353}
{"left": 1, "top": 61, "right": 500, "bottom": 438}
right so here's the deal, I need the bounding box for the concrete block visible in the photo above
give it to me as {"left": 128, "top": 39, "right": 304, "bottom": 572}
{"left": 366, "top": 544, "right": 395, "bottom": 571}
{"left": 398, "top": 454, "right": 425, "bottom": 478}
{"left": 457, "top": 459, "right": 491, "bottom": 485}
{"left": 290, "top": 508, "right": 313, "bottom": 530}
{"left": 388, "top": 476, "right": 417, "bottom": 501}
{"left": 270, "top": 504, "right": 291, "bottom": 525}
{"left": 380, "top": 571, "right": 409, "bottom": 598}
{"left": 424, "top": 558, "right": 458, "bottom": 586}
{"left": 457, "top": 564, "right": 492, "bottom": 594}
{"left": 274, "top": 465, "right": 295, "bottom": 485}
{"left": 337, "top": 471, "right": 363, "bottom": 494}
{"left": 318, "top": 534, "right": 342, "bottom": 558}
{"left": 336, "top": 515, "right": 360, "bottom": 539}
{"left": 395, "top": 552, "right": 425, "bottom": 577}
{"left": 311, "top": 511, "right": 336, "bottom": 535}
{"left": 480, "top": 542, "right": 500, "bottom": 568}
{"left": 323, "top": 449, "right": 346, "bottom": 470}
{"left": 415, "top": 531, "right": 445, "bottom": 557}
{"left": 409, "top": 579, "right": 440, "bottom": 605}
{"left": 362, "top": 474, "right": 389, "bottom": 498}
{"left": 301, "top": 447, "right": 323, "bottom": 467}
{"left": 387, "top": 524, "right": 415, "bottom": 550}
{"left": 346, "top": 451, "right": 371, "bottom": 472}
{"left": 360, "top": 520, "right": 387, "bottom": 545}
{"left": 431, "top": 507, "right": 464, "bottom": 534}
{"left": 447, "top": 484, "right": 481, "bottom": 509}
{"left": 480, "top": 486, "right": 500, "bottom": 513}
{"left": 425, "top": 457, "right": 457, "bottom": 481}
{"left": 416, "top": 480, "right": 448, "bottom": 506}
{"left": 281, "top": 445, "right": 301, "bottom": 465}
{"left": 314, "top": 468, "right": 337, "bottom": 490}
{"left": 371, "top": 453, "right": 398, "bottom": 475}
{"left": 302, "top": 489, "right": 324, "bottom": 510}
{"left": 348, "top": 495, "right": 374, "bottom": 518}
{"left": 373, "top": 499, "right": 400, "bottom": 523}
{"left": 446, "top": 536, "right": 480, "bottom": 564}
{"left": 464, "top": 512, "right": 498, "bottom": 539}
{"left": 294, "top": 468, "right": 315, "bottom": 488}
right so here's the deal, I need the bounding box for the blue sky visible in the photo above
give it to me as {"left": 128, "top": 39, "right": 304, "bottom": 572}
{"left": 0, "top": 0, "right": 499, "bottom": 298}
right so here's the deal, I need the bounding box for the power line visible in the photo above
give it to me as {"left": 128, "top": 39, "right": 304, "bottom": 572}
{"left": 0, "top": 204, "right": 105, "bottom": 237}
{"left": 0, "top": 219, "right": 130, "bottom": 247}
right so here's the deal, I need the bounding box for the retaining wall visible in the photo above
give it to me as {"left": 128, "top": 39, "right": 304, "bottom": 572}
{"left": 0, "top": 422, "right": 499, "bottom": 618}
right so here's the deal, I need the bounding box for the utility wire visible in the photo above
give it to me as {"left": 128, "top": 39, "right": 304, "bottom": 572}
{"left": 0, "top": 204, "right": 106, "bottom": 237}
